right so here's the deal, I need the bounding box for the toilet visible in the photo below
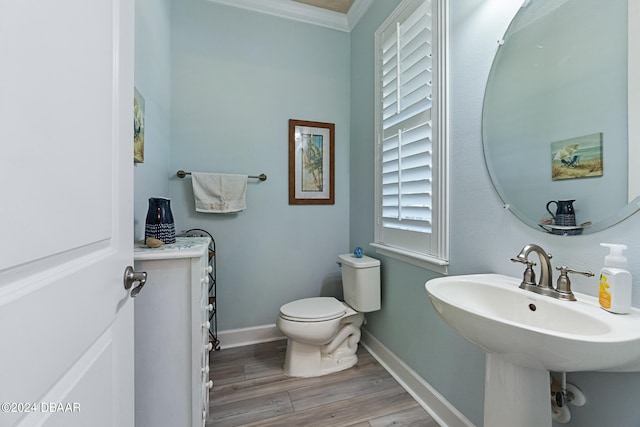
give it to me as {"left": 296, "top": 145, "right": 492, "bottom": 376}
{"left": 276, "top": 253, "right": 381, "bottom": 377}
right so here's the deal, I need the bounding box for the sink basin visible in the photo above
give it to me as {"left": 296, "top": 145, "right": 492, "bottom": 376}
{"left": 426, "top": 273, "right": 640, "bottom": 426}
{"left": 426, "top": 273, "right": 640, "bottom": 372}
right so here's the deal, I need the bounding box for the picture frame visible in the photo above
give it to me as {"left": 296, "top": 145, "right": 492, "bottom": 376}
{"left": 134, "top": 87, "right": 145, "bottom": 163}
{"left": 289, "top": 119, "right": 335, "bottom": 205}
{"left": 550, "top": 132, "right": 603, "bottom": 181}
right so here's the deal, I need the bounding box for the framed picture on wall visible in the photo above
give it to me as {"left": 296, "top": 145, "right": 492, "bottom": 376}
{"left": 133, "top": 88, "right": 144, "bottom": 163}
{"left": 134, "top": 88, "right": 145, "bottom": 163}
{"left": 288, "top": 119, "right": 335, "bottom": 205}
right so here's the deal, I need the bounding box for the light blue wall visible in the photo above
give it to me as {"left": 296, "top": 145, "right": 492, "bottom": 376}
{"left": 350, "top": 2, "right": 485, "bottom": 422}
{"left": 352, "top": 1, "right": 640, "bottom": 426}
{"left": 133, "top": 0, "right": 172, "bottom": 241}
{"left": 168, "top": 1, "right": 351, "bottom": 330}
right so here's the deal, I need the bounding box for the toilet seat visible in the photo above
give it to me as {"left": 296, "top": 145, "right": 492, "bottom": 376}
{"left": 279, "top": 297, "right": 346, "bottom": 322}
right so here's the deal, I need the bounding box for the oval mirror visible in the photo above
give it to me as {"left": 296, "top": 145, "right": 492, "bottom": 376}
{"left": 482, "top": 0, "right": 640, "bottom": 235}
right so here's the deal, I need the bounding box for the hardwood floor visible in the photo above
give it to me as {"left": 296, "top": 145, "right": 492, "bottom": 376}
{"left": 207, "top": 340, "right": 440, "bottom": 426}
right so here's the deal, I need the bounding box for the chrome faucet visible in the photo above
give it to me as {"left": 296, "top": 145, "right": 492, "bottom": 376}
{"left": 511, "top": 244, "right": 593, "bottom": 301}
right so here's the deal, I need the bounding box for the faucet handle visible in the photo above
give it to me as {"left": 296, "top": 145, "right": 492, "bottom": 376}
{"left": 556, "top": 266, "right": 594, "bottom": 278}
{"left": 555, "top": 266, "right": 594, "bottom": 301}
{"left": 510, "top": 257, "right": 536, "bottom": 267}
{"left": 511, "top": 257, "right": 537, "bottom": 285}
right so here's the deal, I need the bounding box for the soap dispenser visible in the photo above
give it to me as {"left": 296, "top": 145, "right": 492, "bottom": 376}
{"left": 598, "top": 243, "right": 632, "bottom": 314}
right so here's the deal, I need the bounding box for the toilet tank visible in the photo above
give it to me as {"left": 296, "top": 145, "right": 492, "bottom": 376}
{"left": 338, "top": 253, "right": 381, "bottom": 312}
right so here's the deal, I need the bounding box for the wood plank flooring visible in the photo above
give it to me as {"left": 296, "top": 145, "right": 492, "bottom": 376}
{"left": 207, "top": 339, "right": 440, "bottom": 427}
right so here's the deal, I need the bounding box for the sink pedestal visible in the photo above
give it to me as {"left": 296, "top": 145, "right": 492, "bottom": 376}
{"left": 485, "top": 354, "right": 551, "bottom": 427}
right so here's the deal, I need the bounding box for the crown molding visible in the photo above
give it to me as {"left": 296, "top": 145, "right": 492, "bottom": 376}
{"left": 207, "top": 0, "right": 373, "bottom": 32}
{"left": 346, "top": 0, "right": 373, "bottom": 30}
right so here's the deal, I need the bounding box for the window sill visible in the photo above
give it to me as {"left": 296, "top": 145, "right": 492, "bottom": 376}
{"left": 370, "top": 243, "right": 448, "bottom": 275}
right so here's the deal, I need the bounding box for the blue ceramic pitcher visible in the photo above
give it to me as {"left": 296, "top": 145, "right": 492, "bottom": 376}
{"left": 145, "top": 197, "right": 176, "bottom": 244}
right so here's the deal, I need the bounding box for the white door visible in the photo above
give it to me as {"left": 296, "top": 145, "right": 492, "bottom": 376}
{"left": 0, "top": 1, "right": 135, "bottom": 426}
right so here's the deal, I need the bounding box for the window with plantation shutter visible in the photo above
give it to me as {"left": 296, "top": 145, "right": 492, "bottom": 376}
{"left": 372, "top": 0, "right": 449, "bottom": 272}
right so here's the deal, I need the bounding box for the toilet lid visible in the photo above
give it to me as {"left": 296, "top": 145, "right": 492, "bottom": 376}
{"left": 280, "top": 297, "right": 346, "bottom": 321}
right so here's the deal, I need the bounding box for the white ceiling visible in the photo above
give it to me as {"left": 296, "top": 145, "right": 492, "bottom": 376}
{"left": 206, "top": 0, "right": 373, "bottom": 32}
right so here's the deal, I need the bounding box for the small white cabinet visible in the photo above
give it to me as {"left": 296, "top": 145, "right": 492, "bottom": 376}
{"left": 134, "top": 237, "right": 212, "bottom": 427}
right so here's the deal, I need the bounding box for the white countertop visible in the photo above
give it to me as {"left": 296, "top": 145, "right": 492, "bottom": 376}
{"left": 134, "top": 237, "right": 210, "bottom": 260}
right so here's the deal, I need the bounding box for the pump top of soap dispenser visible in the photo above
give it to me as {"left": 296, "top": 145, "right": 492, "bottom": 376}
{"left": 601, "top": 243, "right": 628, "bottom": 268}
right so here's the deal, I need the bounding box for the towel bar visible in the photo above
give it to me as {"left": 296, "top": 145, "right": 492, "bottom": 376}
{"left": 176, "top": 170, "right": 267, "bottom": 181}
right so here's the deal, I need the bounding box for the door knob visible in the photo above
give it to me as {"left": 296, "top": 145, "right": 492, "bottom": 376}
{"left": 123, "top": 266, "right": 147, "bottom": 297}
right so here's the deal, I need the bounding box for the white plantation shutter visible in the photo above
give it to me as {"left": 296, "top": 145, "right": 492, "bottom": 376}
{"left": 382, "top": 123, "right": 433, "bottom": 233}
{"left": 374, "top": 0, "right": 448, "bottom": 271}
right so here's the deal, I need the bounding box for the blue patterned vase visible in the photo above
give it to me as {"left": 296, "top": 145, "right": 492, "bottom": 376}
{"left": 145, "top": 197, "right": 176, "bottom": 244}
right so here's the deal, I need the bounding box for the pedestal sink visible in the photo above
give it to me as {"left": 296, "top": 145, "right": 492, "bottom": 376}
{"left": 425, "top": 274, "right": 640, "bottom": 427}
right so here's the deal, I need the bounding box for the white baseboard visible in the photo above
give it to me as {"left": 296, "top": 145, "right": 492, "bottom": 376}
{"left": 360, "top": 329, "right": 475, "bottom": 427}
{"left": 217, "top": 324, "right": 285, "bottom": 349}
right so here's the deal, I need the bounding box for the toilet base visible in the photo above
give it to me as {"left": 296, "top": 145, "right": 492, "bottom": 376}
{"left": 283, "top": 321, "right": 362, "bottom": 377}
{"left": 284, "top": 340, "right": 359, "bottom": 377}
